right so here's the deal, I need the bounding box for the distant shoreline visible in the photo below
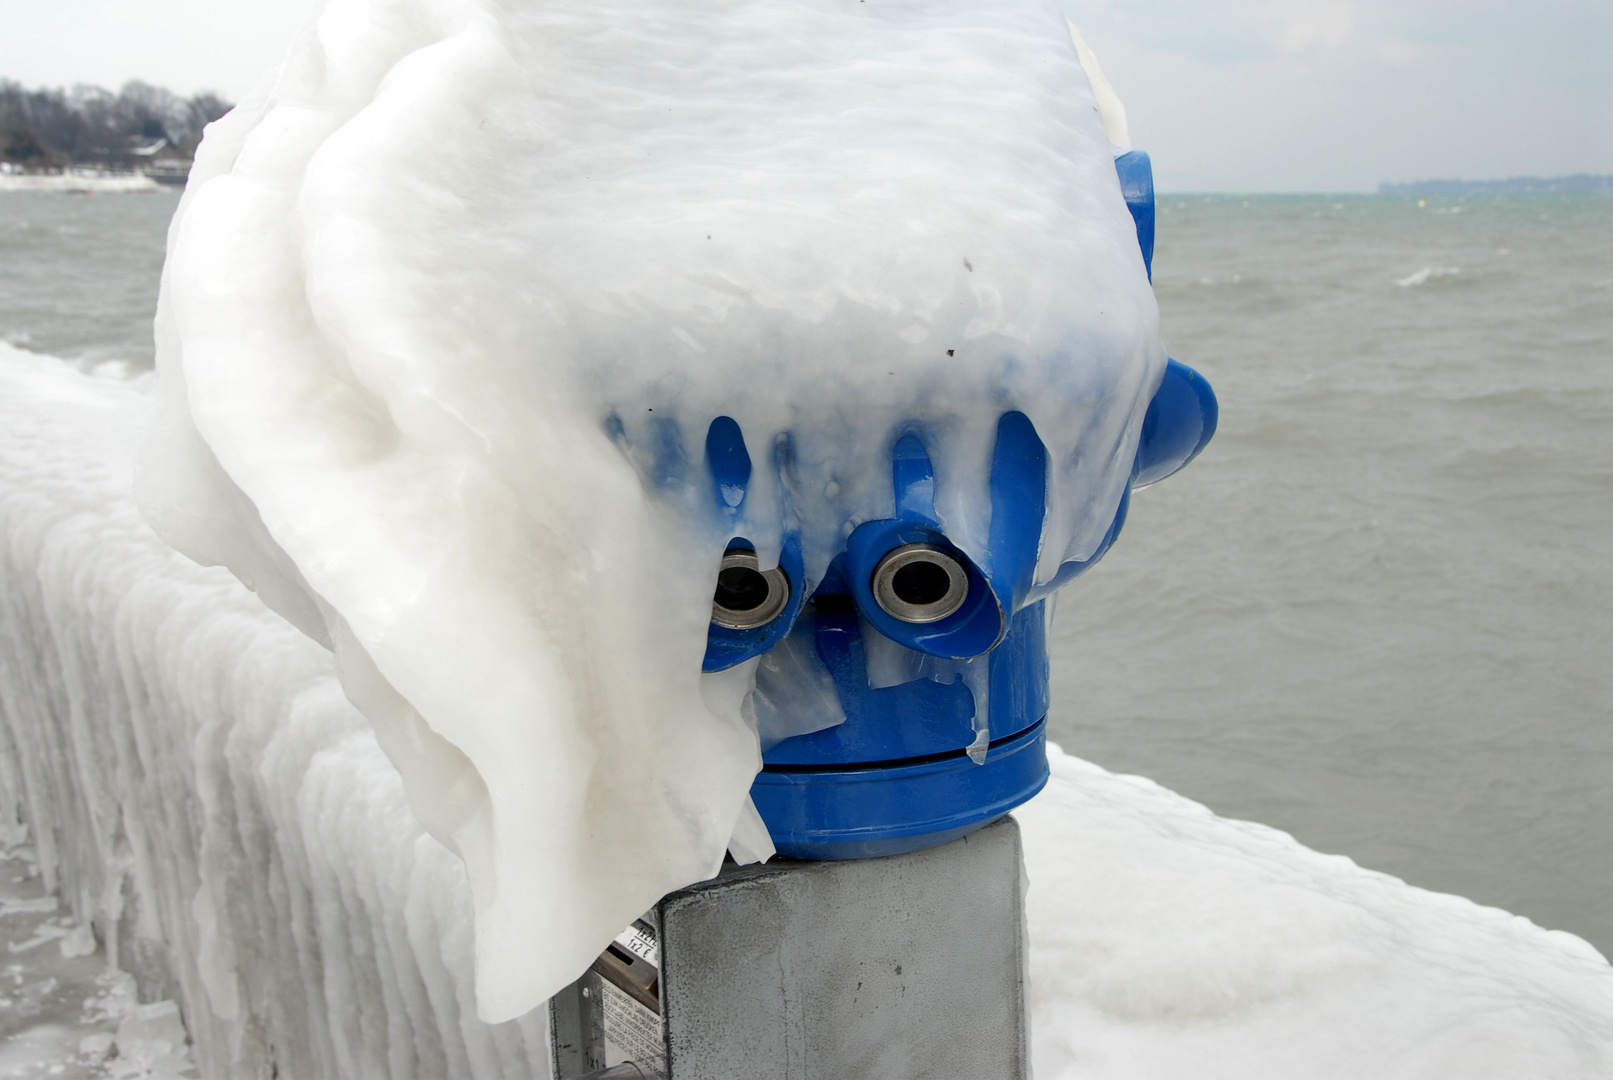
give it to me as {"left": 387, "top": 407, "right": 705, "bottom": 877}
{"left": 1380, "top": 174, "right": 1612, "bottom": 196}
{"left": 6, "top": 168, "right": 1608, "bottom": 199}
{"left": 0, "top": 171, "right": 168, "bottom": 194}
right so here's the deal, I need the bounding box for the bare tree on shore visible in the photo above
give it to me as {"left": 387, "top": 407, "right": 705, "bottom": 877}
{"left": 0, "top": 79, "right": 232, "bottom": 173}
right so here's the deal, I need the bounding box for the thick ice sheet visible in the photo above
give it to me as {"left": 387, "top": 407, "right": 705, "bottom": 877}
{"left": 0, "top": 346, "right": 548, "bottom": 1077}
{"left": 1020, "top": 750, "right": 1613, "bottom": 1080}
{"left": 140, "top": 0, "right": 1160, "bottom": 1020}
{"left": 6, "top": 348, "right": 1612, "bottom": 1076}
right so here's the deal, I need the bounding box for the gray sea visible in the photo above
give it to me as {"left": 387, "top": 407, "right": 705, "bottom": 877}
{"left": 2, "top": 188, "right": 1611, "bottom": 959}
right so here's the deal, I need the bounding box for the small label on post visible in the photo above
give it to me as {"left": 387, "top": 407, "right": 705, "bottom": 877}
{"left": 601, "top": 978, "right": 664, "bottom": 1068}
{"left": 590, "top": 919, "right": 665, "bottom": 1073}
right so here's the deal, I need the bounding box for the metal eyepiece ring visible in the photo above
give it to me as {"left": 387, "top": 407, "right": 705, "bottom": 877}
{"left": 711, "top": 549, "right": 790, "bottom": 630}
{"left": 871, "top": 543, "right": 969, "bottom": 624}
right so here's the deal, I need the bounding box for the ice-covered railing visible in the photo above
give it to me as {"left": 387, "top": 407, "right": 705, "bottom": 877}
{"left": 0, "top": 346, "right": 548, "bottom": 1078}
{"left": 6, "top": 345, "right": 1613, "bottom": 1077}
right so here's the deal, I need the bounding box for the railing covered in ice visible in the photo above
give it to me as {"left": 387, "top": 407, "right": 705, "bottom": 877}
{"left": 0, "top": 346, "right": 548, "bottom": 1078}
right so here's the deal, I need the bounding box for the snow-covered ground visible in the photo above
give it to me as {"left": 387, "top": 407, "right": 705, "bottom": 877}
{"left": 0, "top": 834, "right": 193, "bottom": 1080}
{"left": 5, "top": 342, "right": 1612, "bottom": 1076}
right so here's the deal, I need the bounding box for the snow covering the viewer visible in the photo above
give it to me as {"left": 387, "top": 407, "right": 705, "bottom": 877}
{"left": 138, "top": 0, "right": 1160, "bottom": 1020}
{"left": 5, "top": 345, "right": 1613, "bottom": 1074}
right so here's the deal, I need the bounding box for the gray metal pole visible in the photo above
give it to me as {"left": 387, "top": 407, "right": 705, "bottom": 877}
{"left": 552, "top": 816, "right": 1028, "bottom": 1080}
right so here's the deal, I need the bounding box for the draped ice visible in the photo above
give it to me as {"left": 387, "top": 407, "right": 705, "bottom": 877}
{"left": 138, "top": 0, "right": 1159, "bottom": 1021}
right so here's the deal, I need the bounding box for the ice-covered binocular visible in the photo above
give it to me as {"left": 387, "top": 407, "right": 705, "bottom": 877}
{"left": 702, "top": 151, "right": 1216, "bottom": 859}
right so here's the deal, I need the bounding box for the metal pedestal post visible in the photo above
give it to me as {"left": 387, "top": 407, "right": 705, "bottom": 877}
{"left": 551, "top": 815, "right": 1028, "bottom": 1080}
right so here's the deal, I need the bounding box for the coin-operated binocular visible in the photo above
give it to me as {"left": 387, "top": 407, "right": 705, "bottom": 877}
{"left": 700, "top": 150, "right": 1215, "bottom": 859}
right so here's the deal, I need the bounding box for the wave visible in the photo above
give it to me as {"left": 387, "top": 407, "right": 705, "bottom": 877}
{"left": 1396, "top": 265, "right": 1461, "bottom": 287}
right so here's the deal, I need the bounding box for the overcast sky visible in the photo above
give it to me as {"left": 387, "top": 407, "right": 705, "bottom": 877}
{"left": 1, "top": 0, "right": 1608, "bottom": 191}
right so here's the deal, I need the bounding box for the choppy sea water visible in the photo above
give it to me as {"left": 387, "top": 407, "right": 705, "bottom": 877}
{"left": 0, "top": 191, "right": 177, "bottom": 371}
{"left": 1055, "top": 192, "right": 1613, "bottom": 957}
{"left": 2, "top": 188, "right": 1610, "bottom": 960}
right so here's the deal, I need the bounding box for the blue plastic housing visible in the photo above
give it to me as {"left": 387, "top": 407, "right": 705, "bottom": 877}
{"left": 1115, "top": 149, "right": 1155, "bottom": 280}
{"left": 753, "top": 720, "right": 1050, "bottom": 860}
{"left": 1134, "top": 359, "right": 1218, "bottom": 488}
{"left": 689, "top": 149, "right": 1217, "bottom": 858}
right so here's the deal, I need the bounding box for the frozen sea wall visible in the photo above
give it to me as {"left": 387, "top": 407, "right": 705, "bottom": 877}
{"left": 5, "top": 345, "right": 1613, "bottom": 1077}
{"left": 0, "top": 344, "right": 549, "bottom": 1078}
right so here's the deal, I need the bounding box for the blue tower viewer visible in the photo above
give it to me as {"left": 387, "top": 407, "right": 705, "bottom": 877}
{"left": 700, "top": 150, "right": 1216, "bottom": 859}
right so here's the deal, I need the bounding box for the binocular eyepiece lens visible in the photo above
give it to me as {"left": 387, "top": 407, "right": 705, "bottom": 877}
{"left": 716, "top": 566, "right": 771, "bottom": 612}
{"left": 711, "top": 549, "right": 790, "bottom": 630}
{"left": 872, "top": 544, "right": 969, "bottom": 624}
